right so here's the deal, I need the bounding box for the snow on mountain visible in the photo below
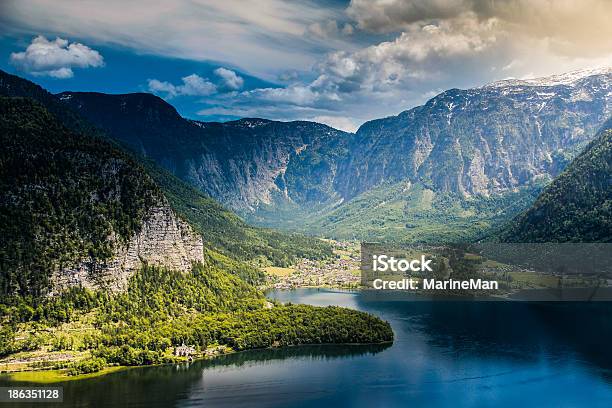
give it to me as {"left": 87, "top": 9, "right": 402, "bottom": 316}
{"left": 485, "top": 67, "right": 612, "bottom": 88}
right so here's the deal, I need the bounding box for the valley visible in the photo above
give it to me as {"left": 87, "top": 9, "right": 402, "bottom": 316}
{"left": 2, "top": 2, "right": 612, "bottom": 406}
{"left": 0, "top": 71, "right": 393, "bottom": 379}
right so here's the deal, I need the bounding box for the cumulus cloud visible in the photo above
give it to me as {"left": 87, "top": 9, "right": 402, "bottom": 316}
{"left": 194, "top": 81, "right": 359, "bottom": 131}
{"left": 246, "top": 85, "right": 319, "bottom": 106}
{"left": 307, "top": 19, "right": 355, "bottom": 38}
{"left": 148, "top": 74, "right": 216, "bottom": 98}
{"left": 9, "top": 35, "right": 104, "bottom": 78}
{"left": 309, "top": 13, "right": 498, "bottom": 99}
{"left": 5, "top": 1, "right": 611, "bottom": 128}
{"left": 214, "top": 67, "right": 244, "bottom": 90}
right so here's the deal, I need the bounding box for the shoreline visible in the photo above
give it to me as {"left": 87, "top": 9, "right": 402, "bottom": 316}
{"left": 0, "top": 341, "right": 394, "bottom": 384}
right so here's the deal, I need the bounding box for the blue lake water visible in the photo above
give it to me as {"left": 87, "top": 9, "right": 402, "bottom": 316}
{"left": 3, "top": 289, "right": 612, "bottom": 407}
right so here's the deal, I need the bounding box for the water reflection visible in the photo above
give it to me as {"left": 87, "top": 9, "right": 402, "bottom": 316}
{"left": 200, "top": 343, "right": 392, "bottom": 369}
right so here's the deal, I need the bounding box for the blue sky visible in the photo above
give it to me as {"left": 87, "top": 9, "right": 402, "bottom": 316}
{"left": 1, "top": 0, "right": 612, "bottom": 132}
{"left": 0, "top": 35, "right": 279, "bottom": 121}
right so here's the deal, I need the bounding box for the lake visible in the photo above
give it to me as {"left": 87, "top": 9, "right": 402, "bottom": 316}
{"left": 2, "top": 289, "right": 612, "bottom": 407}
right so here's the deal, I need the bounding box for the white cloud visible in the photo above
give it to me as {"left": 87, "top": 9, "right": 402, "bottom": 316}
{"left": 214, "top": 67, "right": 244, "bottom": 90}
{"left": 148, "top": 74, "right": 216, "bottom": 98}
{"left": 308, "top": 12, "right": 498, "bottom": 99}
{"left": 9, "top": 35, "right": 104, "bottom": 78}
{"left": 246, "top": 85, "right": 319, "bottom": 106}
{"left": 5, "top": 0, "right": 611, "bottom": 126}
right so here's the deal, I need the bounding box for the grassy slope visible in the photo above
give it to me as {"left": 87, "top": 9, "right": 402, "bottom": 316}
{"left": 300, "top": 181, "right": 544, "bottom": 243}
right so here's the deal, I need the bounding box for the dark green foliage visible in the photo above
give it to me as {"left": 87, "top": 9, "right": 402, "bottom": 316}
{"left": 68, "top": 357, "right": 106, "bottom": 375}
{"left": 501, "top": 124, "right": 612, "bottom": 243}
{"left": 194, "top": 304, "right": 394, "bottom": 351}
{"left": 0, "top": 325, "right": 16, "bottom": 357}
{"left": 0, "top": 97, "right": 162, "bottom": 296}
{"left": 2, "top": 261, "right": 393, "bottom": 367}
{"left": 101, "top": 261, "right": 264, "bottom": 323}
{"left": 0, "top": 286, "right": 101, "bottom": 325}
{"left": 0, "top": 70, "right": 97, "bottom": 135}
{"left": 91, "top": 264, "right": 391, "bottom": 363}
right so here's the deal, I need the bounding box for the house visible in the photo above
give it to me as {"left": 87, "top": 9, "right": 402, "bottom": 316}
{"left": 174, "top": 343, "right": 195, "bottom": 357}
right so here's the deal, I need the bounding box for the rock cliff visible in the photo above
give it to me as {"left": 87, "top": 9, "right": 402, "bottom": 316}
{"left": 51, "top": 205, "right": 204, "bottom": 293}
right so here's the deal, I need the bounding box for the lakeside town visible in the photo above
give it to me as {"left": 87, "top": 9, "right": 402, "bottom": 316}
{"left": 264, "top": 240, "right": 361, "bottom": 289}
{"left": 262, "top": 240, "right": 608, "bottom": 295}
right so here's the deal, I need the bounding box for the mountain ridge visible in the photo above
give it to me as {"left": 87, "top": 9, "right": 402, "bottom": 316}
{"left": 0, "top": 70, "right": 334, "bottom": 295}
{"left": 54, "top": 68, "right": 612, "bottom": 241}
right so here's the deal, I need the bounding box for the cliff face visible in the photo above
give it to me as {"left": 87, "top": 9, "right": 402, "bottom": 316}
{"left": 56, "top": 92, "right": 353, "bottom": 212}
{"left": 336, "top": 69, "right": 612, "bottom": 200}
{"left": 52, "top": 205, "right": 204, "bottom": 293}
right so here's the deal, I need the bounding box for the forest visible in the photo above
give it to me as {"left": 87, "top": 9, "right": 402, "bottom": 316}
{"left": 0, "top": 261, "right": 393, "bottom": 374}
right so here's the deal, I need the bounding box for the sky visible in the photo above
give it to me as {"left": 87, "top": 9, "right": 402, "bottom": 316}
{"left": 1, "top": 0, "right": 612, "bottom": 132}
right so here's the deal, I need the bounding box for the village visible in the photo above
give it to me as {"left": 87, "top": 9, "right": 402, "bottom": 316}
{"left": 264, "top": 240, "right": 362, "bottom": 290}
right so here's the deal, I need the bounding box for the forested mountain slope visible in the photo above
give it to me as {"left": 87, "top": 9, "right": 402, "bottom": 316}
{"left": 0, "top": 97, "right": 203, "bottom": 296}
{"left": 500, "top": 119, "right": 612, "bottom": 242}
{"left": 0, "top": 72, "right": 392, "bottom": 373}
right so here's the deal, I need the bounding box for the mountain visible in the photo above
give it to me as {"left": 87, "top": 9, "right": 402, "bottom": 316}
{"left": 58, "top": 91, "right": 352, "bottom": 212}
{"left": 59, "top": 68, "right": 612, "bottom": 241}
{"left": 0, "top": 70, "right": 332, "bottom": 272}
{"left": 338, "top": 68, "right": 611, "bottom": 200}
{"left": 500, "top": 118, "right": 612, "bottom": 242}
{"left": 0, "top": 96, "right": 203, "bottom": 296}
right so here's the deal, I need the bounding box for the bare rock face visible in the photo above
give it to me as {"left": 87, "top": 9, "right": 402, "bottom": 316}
{"left": 51, "top": 205, "right": 204, "bottom": 293}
